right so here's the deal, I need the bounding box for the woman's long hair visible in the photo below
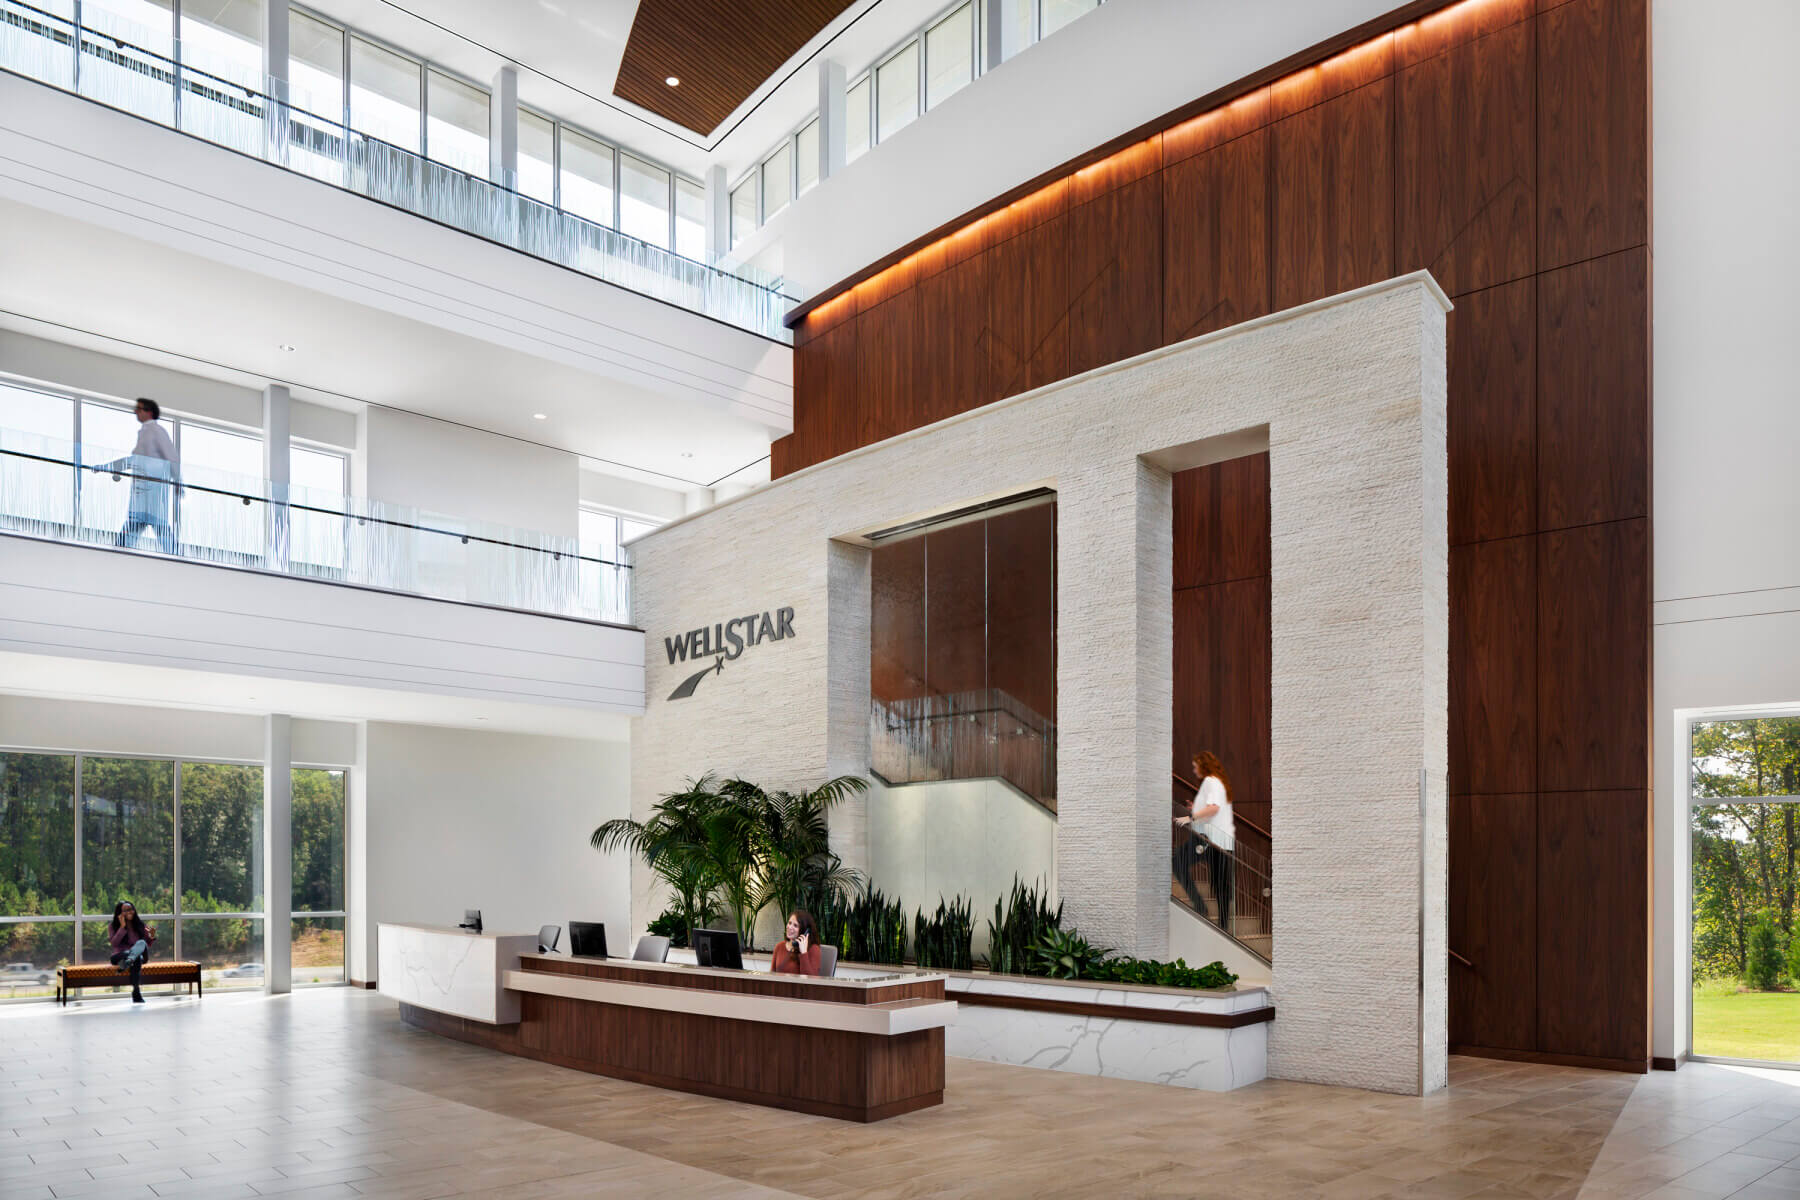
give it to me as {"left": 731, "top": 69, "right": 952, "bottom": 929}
{"left": 110, "top": 901, "right": 147, "bottom": 938}
{"left": 1191, "top": 751, "right": 1232, "bottom": 802}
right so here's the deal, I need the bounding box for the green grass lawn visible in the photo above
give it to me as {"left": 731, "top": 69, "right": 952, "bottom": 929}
{"left": 1693, "top": 980, "right": 1800, "bottom": 1062}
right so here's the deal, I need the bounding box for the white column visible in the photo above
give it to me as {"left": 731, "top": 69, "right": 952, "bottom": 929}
{"left": 264, "top": 715, "right": 293, "bottom": 995}
{"left": 983, "top": 0, "right": 1006, "bottom": 72}
{"left": 490, "top": 64, "right": 519, "bottom": 190}
{"left": 817, "top": 59, "right": 846, "bottom": 180}
{"left": 262, "top": 384, "right": 290, "bottom": 569}
{"left": 263, "top": 0, "right": 291, "bottom": 162}
{"left": 347, "top": 722, "right": 373, "bottom": 985}
{"left": 682, "top": 487, "right": 715, "bottom": 515}
{"left": 704, "top": 164, "right": 729, "bottom": 264}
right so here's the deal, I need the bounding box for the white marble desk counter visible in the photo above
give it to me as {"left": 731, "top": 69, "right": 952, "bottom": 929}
{"left": 377, "top": 923, "right": 536, "bottom": 1024}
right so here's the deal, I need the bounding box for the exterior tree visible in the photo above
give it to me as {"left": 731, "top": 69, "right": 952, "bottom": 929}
{"left": 1746, "top": 911, "right": 1784, "bottom": 990}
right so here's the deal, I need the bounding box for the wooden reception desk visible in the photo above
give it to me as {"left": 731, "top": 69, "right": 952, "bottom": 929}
{"left": 379, "top": 924, "right": 953, "bottom": 1122}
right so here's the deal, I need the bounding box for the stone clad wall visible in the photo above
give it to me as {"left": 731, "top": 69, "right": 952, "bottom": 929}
{"left": 629, "top": 274, "right": 1448, "bottom": 1093}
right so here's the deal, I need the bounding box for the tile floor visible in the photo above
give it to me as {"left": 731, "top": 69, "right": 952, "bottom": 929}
{"left": 1, "top": 988, "right": 1797, "bottom": 1199}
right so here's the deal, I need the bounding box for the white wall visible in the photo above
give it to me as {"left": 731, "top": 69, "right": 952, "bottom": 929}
{"left": 356, "top": 722, "right": 631, "bottom": 983}
{"left": 361, "top": 406, "right": 579, "bottom": 536}
{"left": 0, "top": 694, "right": 354, "bottom": 765}
{"left": 1650, "top": 0, "right": 1800, "bottom": 1064}
{"left": 766, "top": 0, "right": 1405, "bottom": 295}
{"left": 866, "top": 778, "right": 1057, "bottom": 959}
{"left": 579, "top": 467, "right": 687, "bottom": 523}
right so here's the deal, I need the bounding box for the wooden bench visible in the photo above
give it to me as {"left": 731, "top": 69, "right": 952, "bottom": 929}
{"left": 58, "top": 961, "right": 203, "bottom": 1004}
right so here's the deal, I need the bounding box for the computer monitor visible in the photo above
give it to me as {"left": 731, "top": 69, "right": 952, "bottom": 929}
{"left": 692, "top": 927, "right": 743, "bottom": 970}
{"left": 568, "top": 921, "right": 608, "bottom": 959}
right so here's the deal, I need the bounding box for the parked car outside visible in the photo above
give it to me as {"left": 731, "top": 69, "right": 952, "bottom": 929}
{"left": 219, "top": 962, "right": 264, "bottom": 979}
{"left": 1, "top": 963, "right": 53, "bottom": 985}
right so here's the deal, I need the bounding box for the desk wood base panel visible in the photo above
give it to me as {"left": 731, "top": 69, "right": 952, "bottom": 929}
{"left": 399, "top": 998, "right": 945, "bottom": 1122}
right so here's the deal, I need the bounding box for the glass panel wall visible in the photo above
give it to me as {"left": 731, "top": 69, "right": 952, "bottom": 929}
{"left": 925, "top": 4, "right": 974, "bottom": 110}
{"left": 730, "top": 178, "right": 756, "bottom": 248}
{"left": 619, "top": 153, "right": 671, "bottom": 249}
{"left": 1041, "top": 0, "right": 1098, "bottom": 36}
{"left": 289, "top": 10, "right": 347, "bottom": 184}
{"left": 180, "top": 422, "right": 263, "bottom": 559}
{"left": 0, "top": 384, "right": 74, "bottom": 530}
{"left": 674, "top": 176, "right": 706, "bottom": 261}
{"left": 1691, "top": 716, "right": 1800, "bottom": 1065}
{"left": 845, "top": 76, "right": 871, "bottom": 163}
{"left": 178, "top": 0, "right": 266, "bottom": 155}
{"left": 0, "top": 752, "right": 76, "bottom": 999}
{"left": 518, "top": 108, "right": 557, "bottom": 204}
{"left": 349, "top": 36, "right": 420, "bottom": 153}
{"left": 795, "top": 120, "right": 820, "bottom": 196}
{"left": 292, "top": 768, "right": 346, "bottom": 986}
{"left": 80, "top": 0, "right": 175, "bottom": 125}
{"left": 0, "top": 751, "right": 348, "bottom": 1000}
{"left": 876, "top": 43, "right": 919, "bottom": 143}
{"left": 558, "top": 127, "right": 614, "bottom": 227}
{"left": 425, "top": 69, "right": 488, "bottom": 176}
{"left": 761, "top": 142, "right": 792, "bottom": 219}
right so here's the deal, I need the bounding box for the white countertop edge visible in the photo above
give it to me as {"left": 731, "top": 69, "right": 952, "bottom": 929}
{"left": 502, "top": 969, "right": 957, "bottom": 1036}
{"left": 944, "top": 974, "right": 1272, "bottom": 1012}
{"left": 380, "top": 922, "right": 537, "bottom": 941}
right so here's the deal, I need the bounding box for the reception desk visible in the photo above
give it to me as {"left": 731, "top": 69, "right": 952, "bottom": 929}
{"left": 377, "top": 924, "right": 953, "bottom": 1122}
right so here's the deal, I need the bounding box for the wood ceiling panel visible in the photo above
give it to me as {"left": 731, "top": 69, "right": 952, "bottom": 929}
{"left": 615, "top": 0, "right": 856, "bottom": 136}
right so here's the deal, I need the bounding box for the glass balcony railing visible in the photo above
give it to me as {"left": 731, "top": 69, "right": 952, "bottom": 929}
{"left": 0, "top": 0, "right": 793, "bottom": 341}
{"left": 0, "top": 429, "right": 632, "bottom": 625}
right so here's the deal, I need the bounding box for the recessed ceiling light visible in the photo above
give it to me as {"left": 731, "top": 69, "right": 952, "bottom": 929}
{"left": 532, "top": 412, "right": 548, "bottom": 420}
{"left": 665, "top": 75, "right": 680, "bottom": 87}
{"left": 277, "top": 344, "right": 296, "bottom": 352}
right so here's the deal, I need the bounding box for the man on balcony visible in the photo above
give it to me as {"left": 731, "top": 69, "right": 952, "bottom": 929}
{"left": 96, "top": 397, "right": 179, "bottom": 555}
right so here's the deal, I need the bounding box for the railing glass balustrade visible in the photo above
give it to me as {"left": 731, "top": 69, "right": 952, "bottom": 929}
{"left": 0, "top": 429, "right": 632, "bottom": 625}
{"left": 0, "top": 0, "right": 793, "bottom": 341}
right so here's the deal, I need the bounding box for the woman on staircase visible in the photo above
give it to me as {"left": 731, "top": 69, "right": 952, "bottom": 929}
{"left": 1175, "top": 752, "right": 1236, "bottom": 930}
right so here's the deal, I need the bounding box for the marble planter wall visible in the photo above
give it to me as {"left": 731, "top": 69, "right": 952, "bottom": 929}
{"left": 944, "top": 974, "right": 1269, "bottom": 1091}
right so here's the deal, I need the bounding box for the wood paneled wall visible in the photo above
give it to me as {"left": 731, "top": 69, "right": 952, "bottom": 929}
{"left": 784, "top": 0, "right": 1650, "bottom": 1071}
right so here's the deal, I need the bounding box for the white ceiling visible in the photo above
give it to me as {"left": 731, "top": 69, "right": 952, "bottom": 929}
{"left": 0, "top": 650, "right": 632, "bottom": 740}
{"left": 297, "top": 0, "right": 959, "bottom": 179}
{"left": 0, "top": 198, "right": 772, "bottom": 492}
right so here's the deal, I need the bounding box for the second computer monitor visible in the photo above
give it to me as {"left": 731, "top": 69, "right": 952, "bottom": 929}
{"left": 568, "top": 921, "right": 607, "bottom": 959}
{"left": 692, "top": 927, "right": 743, "bottom": 970}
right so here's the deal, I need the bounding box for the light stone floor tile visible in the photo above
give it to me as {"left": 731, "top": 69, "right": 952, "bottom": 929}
{"left": 3, "top": 989, "right": 1800, "bottom": 1199}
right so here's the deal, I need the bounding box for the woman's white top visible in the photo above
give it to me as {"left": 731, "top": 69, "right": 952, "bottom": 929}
{"left": 1191, "top": 776, "right": 1235, "bottom": 852}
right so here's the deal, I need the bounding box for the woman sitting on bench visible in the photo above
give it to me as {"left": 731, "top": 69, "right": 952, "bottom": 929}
{"left": 108, "top": 900, "right": 157, "bottom": 1003}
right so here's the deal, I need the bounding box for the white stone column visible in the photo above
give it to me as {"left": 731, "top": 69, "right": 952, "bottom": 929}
{"left": 264, "top": 715, "right": 293, "bottom": 995}
{"left": 683, "top": 487, "right": 715, "bottom": 515}
{"left": 1055, "top": 458, "right": 1173, "bottom": 960}
{"left": 704, "top": 164, "right": 729, "bottom": 264}
{"left": 262, "top": 384, "right": 290, "bottom": 569}
{"left": 817, "top": 59, "right": 846, "bottom": 180}
{"left": 490, "top": 64, "right": 519, "bottom": 190}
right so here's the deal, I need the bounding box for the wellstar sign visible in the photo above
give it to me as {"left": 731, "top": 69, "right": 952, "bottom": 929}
{"left": 661, "top": 606, "right": 795, "bottom": 700}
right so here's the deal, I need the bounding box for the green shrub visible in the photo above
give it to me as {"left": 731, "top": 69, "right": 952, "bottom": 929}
{"left": 1789, "top": 926, "right": 1800, "bottom": 987}
{"left": 1745, "top": 911, "right": 1783, "bottom": 990}
{"left": 646, "top": 909, "right": 689, "bottom": 949}
{"left": 1027, "top": 926, "right": 1107, "bottom": 980}
{"left": 844, "top": 888, "right": 907, "bottom": 964}
{"left": 1083, "top": 956, "right": 1238, "bottom": 991}
{"left": 801, "top": 878, "right": 853, "bottom": 955}
{"left": 986, "top": 876, "right": 1062, "bottom": 976}
{"left": 913, "top": 897, "right": 974, "bottom": 971}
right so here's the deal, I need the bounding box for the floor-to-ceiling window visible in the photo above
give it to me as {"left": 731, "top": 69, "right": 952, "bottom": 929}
{"left": 1691, "top": 714, "right": 1800, "bottom": 1066}
{"left": 291, "top": 767, "right": 346, "bottom": 986}
{"left": 0, "top": 750, "right": 347, "bottom": 1000}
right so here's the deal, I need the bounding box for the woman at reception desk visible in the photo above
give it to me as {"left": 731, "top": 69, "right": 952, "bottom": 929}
{"left": 377, "top": 921, "right": 953, "bottom": 1122}
{"left": 771, "top": 910, "right": 820, "bottom": 976}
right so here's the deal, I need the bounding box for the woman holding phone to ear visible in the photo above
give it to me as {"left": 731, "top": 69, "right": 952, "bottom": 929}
{"left": 771, "top": 909, "right": 820, "bottom": 976}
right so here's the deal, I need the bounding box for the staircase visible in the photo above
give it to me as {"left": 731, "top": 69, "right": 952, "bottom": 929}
{"left": 869, "top": 688, "right": 1056, "bottom": 813}
{"left": 1171, "top": 773, "right": 1272, "bottom": 964}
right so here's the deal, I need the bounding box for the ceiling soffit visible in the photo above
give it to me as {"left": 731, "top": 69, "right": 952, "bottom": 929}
{"left": 614, "top": 0, "right": 855, "bottom": 136}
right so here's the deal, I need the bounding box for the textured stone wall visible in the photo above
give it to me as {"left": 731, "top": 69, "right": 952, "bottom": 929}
{"left": 629, "top": 274, "right": 1448, "bottom": 1093}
